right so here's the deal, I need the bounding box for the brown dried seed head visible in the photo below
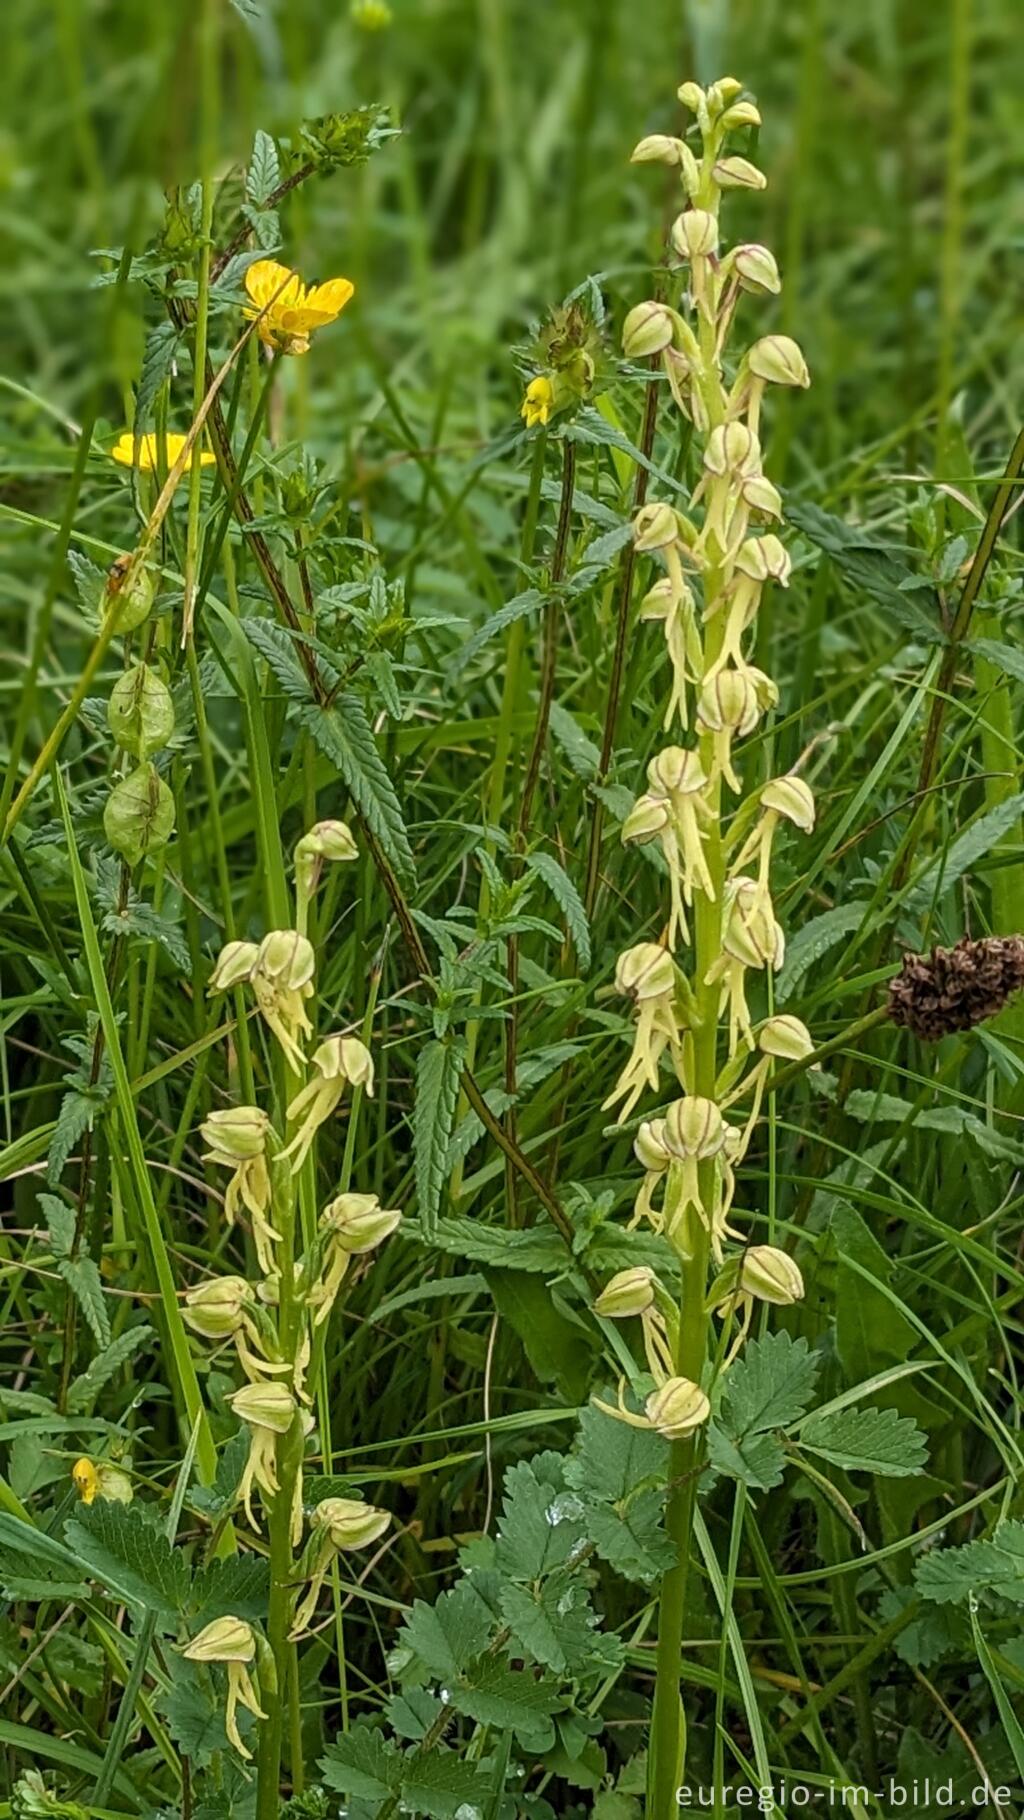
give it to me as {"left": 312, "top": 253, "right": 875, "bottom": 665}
{"left": 887, "top": 936, "right": 1024, "bottom": 1041}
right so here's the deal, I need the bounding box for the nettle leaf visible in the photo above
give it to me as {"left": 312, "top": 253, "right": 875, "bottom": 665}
{"left": 448, "top": 587, "right": 545, "bottom": 675}
{"left": 786, "top": 500, "right": 942, "bottom": 633}
{"left": 425, "top": 1218, "right": 567, "bottom": 1273}
{"left": 718, "top": 1331, "right": 820, "bottom": 1440}
{"left": 414, "top": 1039, "right": 464, "bottom": 1240}
{"left": 101, "top": 898, "right": 190, "bottom": 973}
{"left": 297, "top": 698, "right": 416, "bottom": 888}
{"left": 399, "top": 1578, "right": 494, "bottom": 1682}
{"left": 549, "top": 702, "right": 601, "bottom": 781}
{"left": 135, "top": 322, "right": 181, "bottom": 432}
{"left": 777, "top": 902, "right": 867, "bottom": 998}
{"left": 495, "top": 1453, "right": 587, "bottom": 1581}
{"left": 57, "top": 1256, "right": 111, "bottom": 1349}
{"left": 47, "top": 1091, "right": 97, "bottom": 1185}
{"left": 906, "top": 791, "right": 1024, "bottom": 913}
{"left": 915, "top": 1521, "right": 1024, "bottom": 1607}
{"left": 524, "top": 850, "right": 592, "bottom": 971}
{"left": 246, "top": 128, "right": 280, "bottom": 206}
{"left": 798, "top": 1404, "right": 928, "bottom": 1476}
{"left": 64, "top": 1501, "right": 189, "bottom": 1619}
{"left": 190, "top": 1553, "right": 269, "bottom": 1624}
{"left": 40, "top": 1192, "right": 75, "bottom": 1257}
{"left": 969, "top": 636, "right": 1024, "bottom": 688}
{"left": 67, "top": 1324, "right": 153, "bottom": 1413}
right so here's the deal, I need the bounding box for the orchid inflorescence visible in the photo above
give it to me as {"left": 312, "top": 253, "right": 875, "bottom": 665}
{"left": 178, "top": 818, "right": 398, "bottom": 1754}
{"left": 594, "top": 77, "right": 814, "bottom": 1434}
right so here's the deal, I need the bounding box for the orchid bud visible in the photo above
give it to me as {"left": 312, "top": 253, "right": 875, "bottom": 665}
{"left": 635, "top": 1118, "right": 671, "bottom": 1172}
{"left": 200, "top": 1106, "right": 270, "bottom": 1161}
{"left": 665, "top": 1095, "right": 726, "bottom": 1160}
{"left": 730, "top": 244, "right": 781, "bottom": 295}
{"left": 677, "top": 81, "right": 705, "bottom": 112}
{"left": 639, "top": 576, "right": 679, "bottom": 621}
{"left": 229, "top": 1382, "right": 296, "bottom": 1434}
{"left": 739, "top": 1245, "right": 804, "bottom": 1305}
{"left": 256, "top": 930, "right": 316, "bottom": 991}
{"left": 708, "top": 77, "right": 743, "bottom": 107}
{"left": 671, "top": 209, "right": 718, "bottom": 260}
{"left": 741, "top": 473, "right": 783, "bottom": 518}
{"left": 631, "top": 134, "right": 687, "bottom": 166}
{"left": 721, "top": 99, "right": 762, "bottom": 130}
{"left": 314, "top": 1496, "right": 391, "bottom": 1549}
{"left": 736, "top": 534, "right": 792, "bottom": 585}
{"left": 321, "top": 1191, "right": 401, "bottom": 1254}
{"left": 761, "top": 776, "right": 815, "bottom": 831}
{"left": 703, "top": 421, "right": 762, "bottom": 479}
{"left": 633, "top": 501, "right": 684, "bottom": 551}
{"left": 697, "top": 669, "right": 760, "bottom": 736}
{"left": 183, "top": 1275, "right": 250, "bottom": 1339}
{"left": 648, "top": 746, "right": 706, "bottom": 797}
{"left": 183, "top": 1616, "right": 257, "bottom": 1666}
{"left": 622, "top": 301, "right": 680, "bottom": 358}
{"left": 209, "top": 940, "right": 260, "bottom": 991}
{"left": 757, "top": 1014, "right": 814, "bottom": 1060}
{"left": 646, "top": 1375, "right": 710, "bottom": 1439}
{"left": 748, "top": 335, "right": 810, "bottom": 389}
{"left": 622, "top": 794, "right": 671, "bottom": 844}
{"left": 713, "top": 155, "right": 767, "bottom": 191}
{"left": 295, "top": 820, "right": 358, "bottom": 898}
{"left": 615, "top": 943, "right": 675, "bottom": 1001}
{"left": 310, "top": 1034, "right": 375, "bottom": 1092}
{"left": 594, "top": 1267, "right": 657, "bottom": 1319}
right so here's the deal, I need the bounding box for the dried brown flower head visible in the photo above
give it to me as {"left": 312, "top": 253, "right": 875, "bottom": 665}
{"left": 888, "top": 935, "right": 1024, "bottom": 1041}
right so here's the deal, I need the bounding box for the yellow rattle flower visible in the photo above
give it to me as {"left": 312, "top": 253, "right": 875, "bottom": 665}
{"left": 243, "top": 258, "right": 354, "bottom": 355}
{"left": 110, "top": 432, "right": 216, "bottom": 471}
{"left": 521, "top": 375, "right": 555, "bottom": 428}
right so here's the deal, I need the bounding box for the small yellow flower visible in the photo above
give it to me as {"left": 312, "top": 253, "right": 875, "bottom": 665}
{"left": 521, "top": 374, "right": 555, "bottom": 428}
{"left": 243, "top": 258, "right": 355, "bottom": 356}
{"left": 110, "top": 432, "right": 216, "bottom": 472}
{"left": 72, "top": 1458, "right": 100, "bottom": 1503}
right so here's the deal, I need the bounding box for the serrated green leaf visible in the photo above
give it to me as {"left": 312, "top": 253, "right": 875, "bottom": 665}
{"left": 135, "top": 323, "right": 181, "bottom": 433}
{"left": 915, "top": 1522, "right": 1024, "bottom": 1607}
{"left": 246, "top": 128, "right": 280, "bottom": 206}
{"left": 190, "top": 1553, "right": 269, "bottom": 1623}
{"left": 414, "top": 1039, "right": 463, "bottom": 1240}
{"left": 485, "top": 1269, "right": 597, "bottom": 1402}
{"left": 585, "top": 1492, "right": 676, "bottom": 1586}
{"left": 906, "top": 792, "right": 1024, "bottom": 913}
{"left": 499, "top": 1575, "right": 614, "bottom": 1675}
{"left": 321, "top": 1726, "right": 487, "bottom": 1818}
{"left": 46, "top": 1093, "right": 96, "bottom": 1186}
{"left": 39, "top": 1192, "right": 75, "bottom": 1257}
{"left": 777, "top": 902, "right": 867, "bottom": 998}
{"left": 567, "top": 1402, "right": 667, "bottom": 1505}
{"left": 454, "top": 1652, "right": 561, "bottom": 1746}
{"left": 706, "top": 1423, "right": 787, "bottom": 1492}
{"left": 718, "top": 1331, "right": 820, "bottom": 1440}
{"left": 969, "top": 637, "right": 1024, "bottom": 688}
{"left": 524, "top": 850, "right": 591, "bottom": 971}
{"left": 298, "top": 698, "right": 416, "bottom": 888}
{"left": 159, "top": 1654, "right": 229, "bottom": 1768}
{"left": 399, "top": 1578, "right": 493, "bottom": 1681}
{"left": 57, "top": 1256, "right": 110, "bottom": 1349}
{"left": 64, "top": 1501, "right": 189, "bottom": 1620}
{"left": 799, "top": 1403, "right": 928, "bottom": 1476}
{"left": 448, "top": 587, "right": 544, "bottom": 675}
{"left": 67, "top": 1325, "right": 153, "bottom": 1413}
{"left": 495, "top": 1453, "right": 586, "bottom": 1581}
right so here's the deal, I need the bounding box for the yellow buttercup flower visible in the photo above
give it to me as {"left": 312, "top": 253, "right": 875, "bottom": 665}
{"left": 110, "top": 432, "right": 216, "bottom": 472}
{"left": 71, "top": 1456, "right": 133, "bottom": 1504}
{"left": 243, "top": 258, "right": 355, "bottom": 356}
{"left": 72, "top": 1458, "right": 100, "bottom": 1503}
{"left": 521, "top": 374, "right": 555, "bottom": 429}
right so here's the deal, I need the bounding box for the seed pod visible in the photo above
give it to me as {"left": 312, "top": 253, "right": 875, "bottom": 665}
{"left": 594, "top": 1267, "right": 657, "bottom": 1319}
{"left": 888, "top": 935, "right": 1024, "bottom": 1040}
{"left": 104, "top": 556, "right": 156, "bottom": 633}
{"left": 107, "top": 663, "right": 175, "bottom": 758}
{"left": 103, "top": 764, "right": 175, "bottom": 865}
